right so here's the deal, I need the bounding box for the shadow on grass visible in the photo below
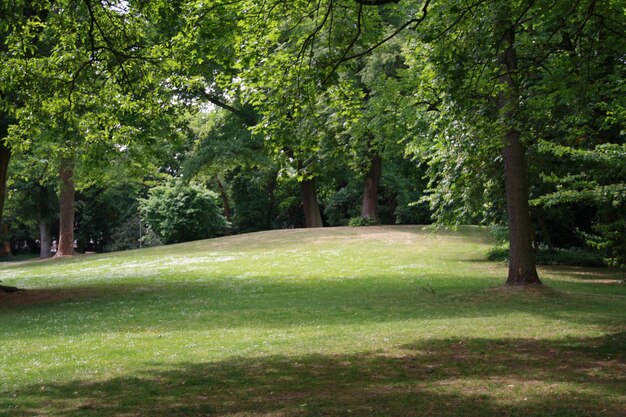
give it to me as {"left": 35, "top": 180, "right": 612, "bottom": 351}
{"left": 1, "top": 278, "right": 625, "bottom": 342}
{"left": 2, "top": 333, "right": 624, "bottom": 417}
{"left": 0, "top": 286, "right": 120, "bottom": 308}
{"left": 542, "top": 266, "right": 626, "bottom": 281}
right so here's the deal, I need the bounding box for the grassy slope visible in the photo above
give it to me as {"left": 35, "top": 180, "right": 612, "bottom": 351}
{"left": 0, "top": 226, "right": 624, "bottom": 417}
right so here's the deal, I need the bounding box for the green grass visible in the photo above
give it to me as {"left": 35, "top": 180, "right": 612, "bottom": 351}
{"left": 0, "top": 226, "right": 624, "bottom": 417}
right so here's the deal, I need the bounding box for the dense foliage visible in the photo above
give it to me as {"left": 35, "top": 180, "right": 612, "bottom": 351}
{"left": 139, "top": 179, "right": 227, "bottom": 244}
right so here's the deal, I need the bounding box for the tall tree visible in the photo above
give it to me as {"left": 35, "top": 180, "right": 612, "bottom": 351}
{"left": 2, "top": 0, "right": 179, "bottom": 257}
{"left": 494, "top": 9, "right": 540, "bottom": 284}
{"left": 438, "top": 0, "right": 622, "bottom": 281}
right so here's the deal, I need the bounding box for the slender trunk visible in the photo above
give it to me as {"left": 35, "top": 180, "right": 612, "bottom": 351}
{"left": 497, "top": 20, "right": 540, "bottom": 285}
{"left": 265, "top": 172, "right": 278, "bottom": 229}
{"left": 0, "top": 140, "right": 10, "bottom": 226}
{"left": 55, "top": 157, "right": 76, "bottom": 257}
{"left": 40, "top": 218, "right": 52, "bottom": 258}
{"left": 387, "top": 192, "right": 398, "bottom": 224}
{"left": 39, "top": 186, "right": 53, "bottom": 258}
{"left": 361, "top": 154, "right": 382, "bottom": 220}
{"left": 300, "top": 178, "right": 323, "bottom": 228}
{"left": 215, "top": 176, "right": 232, "bottom": 236}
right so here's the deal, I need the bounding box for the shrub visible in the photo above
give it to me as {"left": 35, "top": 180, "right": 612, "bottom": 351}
{"left": 487, "top": 244, "right": 605, "bottom": 267}
{"left": 106, "top": 215, "right": 163, "bottom": 252}
{"left": 324, "top": 186, "right": 360, "bottom": 226}
{"left": 139, "top": 179, "right": 227, "bottom": 244}
{"left": 348, "top": 216, "right": 380, "bottom": 227}
{"left": 487, "top": 224, "right": 509, "bottom": 244}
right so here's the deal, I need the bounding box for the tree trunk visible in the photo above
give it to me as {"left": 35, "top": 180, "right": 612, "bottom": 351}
{"left": 0, "top": 140, "right": 10, "bottom": 227}
{"left": 1, "top": 222, "right": 10, "bottom": 258}
{"left": 55, "top": 157, "right": 76, "bottom": 257}
{"left": 39, "top": 185, "right": 53, "bottom": 258}
{"left": 300, "top": 178, "right": 323, "bottom": 228}
{"left": 361, "top": 154, "right": 382, "bottom": 220}
{"left": 215, "top": 176, "right": 232, "bottom": 236}
{"left": 39, "top": 218, "right": 52, "bottom": 258}
{"left": 387, "top": 192, "right": 398, "bottom": 224}
{"left": 265, "top": 171, "right": 278, "bottom": 230}
{"left": 497, "top": 20, "right": 541, "bottom": 286}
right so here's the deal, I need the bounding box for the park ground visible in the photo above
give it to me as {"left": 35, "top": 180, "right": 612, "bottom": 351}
{"left": 0, "top": 226, "right": 624, "bottom": 416}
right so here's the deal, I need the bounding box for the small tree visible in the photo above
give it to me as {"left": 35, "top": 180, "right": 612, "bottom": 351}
{"left": 140, "top": 179, "right": 227, "bottom": 244}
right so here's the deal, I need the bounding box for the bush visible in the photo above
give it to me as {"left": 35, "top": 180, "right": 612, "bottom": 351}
{"left": 584, "top": 217, "right": 626, "bottom": 269}
{"left": 487, "top": 244, "right": 605, "bottom": 267}
{"left": 105, "top": 215, "right": 163, "bottom": 252}
{"left": 487, "top": 224, "right": 509, "bottom": 244}
{"left": 348, "top": 216, "right": 380, "bottom": 227}
{"left": 324, "top": 186, "right": 360, "bottom": 226}
{"left": 139, "top": 179, "right": 227, "bottom": 244}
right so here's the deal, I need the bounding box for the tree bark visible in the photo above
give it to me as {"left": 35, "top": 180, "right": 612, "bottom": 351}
{"left": 265, "top": 171, "right": 278, "bottom": 230}
{"left": 215, "top": 176, "right": 232, "bottom": 236}
{"left": 300, "top": 178, "right": 323, "bottom": 228}
{"left": 1, "top": 222, "right": 10, "bottom": 258}
{"left": 39, "top": 186, "right": 53, "bottom": 258}
{"left": 55, "top": 157, "right": 76, "bottom": 257}
{"left": 39, "top": 218, "right": 52, "bottom": 258}
{"left": 497, "top": 20, "right": 541, "bottom": 286}
{"left": 0, "top": 140, "right": 10, "bottom": 228}
{"left": 361, "top": 154, "right": 382, "bottom": 220}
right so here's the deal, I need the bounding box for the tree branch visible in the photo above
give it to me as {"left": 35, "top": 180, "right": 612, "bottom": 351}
{"left": 354, "top": 0, "right": 400, "bottom": 5}
{"left": 322, "top": 0, "right": 432, "bottom": 81}
{"left": 197, "top": 91, "right": 257, "bottom": 126}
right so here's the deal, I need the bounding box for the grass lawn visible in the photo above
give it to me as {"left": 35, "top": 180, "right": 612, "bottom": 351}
{"left": 0, "top": 225, "right": 624, "bottom": 416}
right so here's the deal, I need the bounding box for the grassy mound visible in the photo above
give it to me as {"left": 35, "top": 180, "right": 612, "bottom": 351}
{"left": 1, "top": 226, "right": 624, "bottom": 416}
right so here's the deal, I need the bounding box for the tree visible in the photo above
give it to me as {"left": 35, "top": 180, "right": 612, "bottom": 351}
{"left": 379, "top": 0, "right": 623, "bottom": 284}
{"left": 184, "top": 109, "right": 287, "bottom": 233}
{"left": 1, "top": 151, "right": 58, "bottom": 258}
{"left": 0, "top": 139, "right": 10, "bottom": 257}
{"left": 400, "top": 0, "right": 542, "bottom": 284}
{"left": 2, "top": 0, "right": 180, "bottom": 257}
{"left": 494, "top": 7, "right": 540, "bottom": 285}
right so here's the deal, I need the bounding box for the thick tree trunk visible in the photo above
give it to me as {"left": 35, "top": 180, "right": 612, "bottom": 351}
{"left": 497, "top": 20, "right": 541, "bottom": 286}
{"left": 361, "top": 154, "right": 382, "bottom": 220}
{"left": 502, "top": 131, "right": 540, "bottom": 285}
{"left": 300, "top": 178, "right": 323, "bottom": 228}
{"left": 55, "top": 157, "right": 76, "bottom": 257}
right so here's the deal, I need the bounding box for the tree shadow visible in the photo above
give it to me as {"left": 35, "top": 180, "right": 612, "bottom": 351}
{"left": 541, "top": 266, "right": 626, "bottom": 282}
{"left": 2, "top": 332, "right": 624, "bottom": 417}
{"left": 0, "top": 286, "right": 123, "bottom": 308}
{"left": 1, "top": 276, "right": 624, "bottom": 342}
